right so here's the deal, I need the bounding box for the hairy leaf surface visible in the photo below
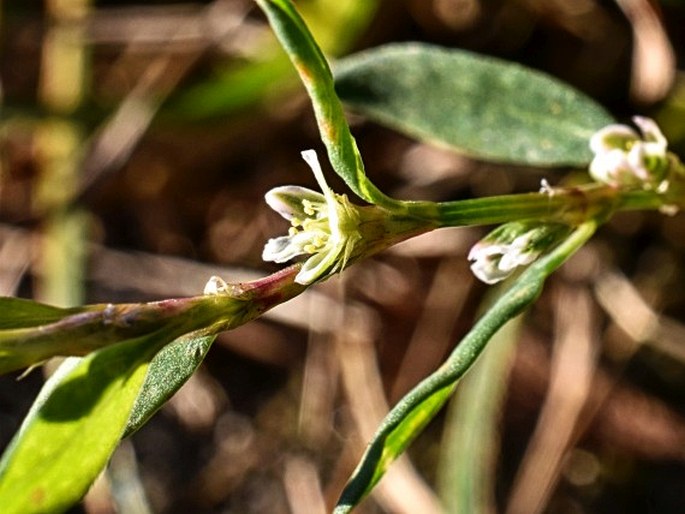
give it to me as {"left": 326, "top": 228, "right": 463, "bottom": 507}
{"left": 335, "top": 43, "right": 613, "bottom": 166}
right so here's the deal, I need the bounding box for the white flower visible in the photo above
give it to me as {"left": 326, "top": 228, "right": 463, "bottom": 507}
{"left": 589, "top": 116, "right": 669, "bottom": 189}
{"left": 468, "top": 234, "right": 538, "bottom": 285}
{"left": 262, "top": 150, "right": 362, "bottom": 285}
{"left": 468, "top": 222, "right": 570, "bottom": 284}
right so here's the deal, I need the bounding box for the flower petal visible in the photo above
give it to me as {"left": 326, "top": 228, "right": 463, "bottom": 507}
{"left": 589, "top": 149, "right": 632, "bottom": 186}
{"left": 301, "top": 150, "right": 341, "bottom": 231}
{"left": 468, "top": 242, "right": 510, "bottom": 284}
{"left": 499, "top": 238, "right": 538, "bottom": 271}
{"left": 633, "top": 116, "right": 666, "bottom": 147}
{"left": 262, "top": 235, "right": 306, "bottom": 263}
{"left": 469, "top": 254, "right": 511, "bottom": 284}
{"left": 295, "top": 245, "right": 336, "bottom": 285}
{"left": 265, "top": 186, "right": 325, "bottom": 221}
{"left": 301, "top": 150, "right": 331, "bottom": 197}
{"left": 589, "top": 124, "right": 638, "bottom": 154}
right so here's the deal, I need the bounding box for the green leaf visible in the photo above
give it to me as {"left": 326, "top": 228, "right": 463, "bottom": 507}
{"left": 437, "top": 313, "right": 522, "bottom": 513}
{"left": 124, "top": 333, "right": 216, "bottom": 437}
{"left": 334, "top": 43, "right": 614, "bottom": 167}
{"left": 0, "top": 331, "right": 167, "bottom": 514}
{"left": 0, "top": 297, "right": 71, "bottom": 329}
{"left": 334, "top": 221, "right": 598, "bottom": 513}
{"left": 255, "top": 0, "right": 397, "bottom": 208}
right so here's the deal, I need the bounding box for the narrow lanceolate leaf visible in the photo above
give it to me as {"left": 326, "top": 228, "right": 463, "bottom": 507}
{"left": 255, "top": 0, "right": 396, "bottom": 209}
{"left": 334, "top": 43, "right": 614, "bottom": 167}
{"left": 334, "top": 221, "right": 598, "bottom": 513}
{"left": 124, "top": 334, "right": 216, "bottom": 436}
{"left": 438, "top": 314, "right": 522, "bottom": 514}
{"left": 0, "top": 330, "right": 169, "bottom": 514}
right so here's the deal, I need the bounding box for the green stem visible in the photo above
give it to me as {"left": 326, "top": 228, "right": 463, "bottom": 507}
{"left": 617, "top": 189, "right": 679, "bottom": 211}
{"left": 0, "top": 265, "right": 305, "bottom": 375}
{"left": 435, "top": 187, "right": 610, "bottom": 227}
{"left": 419, "top": 183, "right": 682, "bottom": 228}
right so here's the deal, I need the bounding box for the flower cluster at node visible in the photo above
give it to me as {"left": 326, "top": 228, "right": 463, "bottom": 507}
{"left": 262, "top": 150, "right": 362, "bottom": 285}
{"left": 589, "top": 116, "right": 669, "bottom": 190}
{"left": 468, "top": 222, "right": 571, "bottom": 284}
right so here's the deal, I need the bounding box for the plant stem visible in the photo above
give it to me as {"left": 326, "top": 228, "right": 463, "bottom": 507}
{"left": 0, "top": 265, "right": 306, "bottom": 375}
{"left": 416, "top": 183, "right": 683, "bottom": 228}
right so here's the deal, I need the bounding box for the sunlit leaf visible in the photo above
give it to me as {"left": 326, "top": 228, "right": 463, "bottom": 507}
{"left": 0, "top": 331, "right": 168, "bottom": 514}
{"left": 334, "top": 43, "right": 614, "bottom": 167}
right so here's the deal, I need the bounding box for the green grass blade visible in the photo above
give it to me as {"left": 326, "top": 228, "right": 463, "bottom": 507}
{"left": 334, "top": 221, "right": 598, "bottom": 513}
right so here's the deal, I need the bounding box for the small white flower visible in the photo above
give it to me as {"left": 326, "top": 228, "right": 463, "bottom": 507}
{"left": 589, "top": 116, "right": 669, "bottom": 189}
{"left": 262, "top": 150, "right": 362, "bottom": 285}
{"left": 468, "top": 222, "right": 570, "bottom": 284}
{"left": 468, "top": 235, "right": 538, "bottom": 285}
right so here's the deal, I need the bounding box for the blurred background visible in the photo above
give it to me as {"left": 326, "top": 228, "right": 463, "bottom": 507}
{"left": 2, "top": 0, "right": 685, "bottom": 513}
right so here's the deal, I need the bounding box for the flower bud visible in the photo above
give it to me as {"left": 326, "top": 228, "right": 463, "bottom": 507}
{"left": 468, "top": 222, "right": 572, "bottom": 284}
{"left": 589, "top": 116, "right": 669, "bottom": 189}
